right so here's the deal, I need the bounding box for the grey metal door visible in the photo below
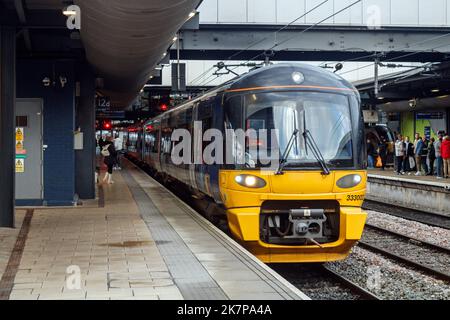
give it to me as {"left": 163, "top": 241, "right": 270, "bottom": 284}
{"left": 15, "top": 99, "right": 43, "bottom": 200}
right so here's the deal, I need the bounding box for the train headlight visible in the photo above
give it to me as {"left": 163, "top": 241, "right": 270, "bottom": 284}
{"left": 292, "top": 72, "right": 305, "bottom": 84}
{"left": 337, "top": 174, "right": 362, "bottom": 189}
{"left": 235, "top": 175, "right": 267, "bottom": 188}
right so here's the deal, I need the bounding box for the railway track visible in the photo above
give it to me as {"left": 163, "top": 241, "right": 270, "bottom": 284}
{"left": 362, "top": 200, "right": 450, "bottom": 230}
{"left": 271, "top": 264, "right": 381, "bottom": 300}
{"left": 359, "top": 224, "right": 450, "bottom": 282}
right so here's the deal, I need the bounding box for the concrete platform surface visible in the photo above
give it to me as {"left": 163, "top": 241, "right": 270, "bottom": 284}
{"left": 368, "top": 169, "right": 450, "bottom": 188}
{"left": 0, "top": 160, "right": 308, "bottom": 301}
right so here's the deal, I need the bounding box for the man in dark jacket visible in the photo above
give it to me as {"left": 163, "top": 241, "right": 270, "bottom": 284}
{"left": 102, "top": 136, "right": 117, "bottom": 184}
{"left": 378, "top": 138, "right": 388, "bottom": 171}
{"left": 427, "top": 137, "right": 436, "bottom": 176}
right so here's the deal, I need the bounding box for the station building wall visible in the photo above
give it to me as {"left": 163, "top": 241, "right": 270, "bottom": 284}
{"left": 16, "top": 60, "right": 76, "bottom": 206}
{"left": 199, "top": 0, "right": 450, "bottom": 27}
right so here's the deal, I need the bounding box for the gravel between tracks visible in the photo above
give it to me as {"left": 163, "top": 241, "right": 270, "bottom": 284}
{"left": 366, "top": 210, "right": 450, "bottom": 249}
{"left": 327, "top": 246, "right": 450, "bottom": 300}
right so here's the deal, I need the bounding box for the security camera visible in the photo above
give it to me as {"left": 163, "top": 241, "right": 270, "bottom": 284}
{"left": 60, "top": 76, "right": 68, "bottom": 88}
{"left": 409, "top": 98, "right": 417, "bottom": 108}
{"left": 42, "top": 77, "right": 51, "bottom": 87}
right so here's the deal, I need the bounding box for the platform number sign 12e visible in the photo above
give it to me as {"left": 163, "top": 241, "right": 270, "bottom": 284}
{"left": 96, "top": 97, "right": 111, "bottom": 112}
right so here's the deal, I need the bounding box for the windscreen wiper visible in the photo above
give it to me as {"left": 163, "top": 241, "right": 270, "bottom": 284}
{"left": 275, "top": 129, "right": 299, "bottom": 175}
{"left": 302, "top": 130, "right": 331, "bottom": 175}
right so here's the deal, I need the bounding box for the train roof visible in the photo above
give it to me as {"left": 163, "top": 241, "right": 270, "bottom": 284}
{"left": 145, "top": 63, "right": 359, "bottom": 125}
{"left": 228, "top": 63, "right": 358, "bottom": 93}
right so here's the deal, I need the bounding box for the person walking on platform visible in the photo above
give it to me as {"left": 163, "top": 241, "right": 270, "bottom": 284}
{"left": 414, "top": 135, "right": 424, "bottom": 176}
{"left": 101, "top": 136, "right": 117, "bottom": 184}
{"left": 435, "top": 134, "right": 444, "bottom": 179}
{"left": 442, "top": 136, "right": 450, "bottom": 179}
{"left": 427, "top": 137, "right": 436, "bottom": 176}
{"left": 395, "top": 134, "right": 405, "bottom": 175}
{"left": 114, "top": 134, "right": 124, "bottom": 170}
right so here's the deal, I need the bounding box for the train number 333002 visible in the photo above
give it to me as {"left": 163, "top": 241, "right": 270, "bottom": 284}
{"left": 347, "top": 195, "right": 365, "bottom": 201}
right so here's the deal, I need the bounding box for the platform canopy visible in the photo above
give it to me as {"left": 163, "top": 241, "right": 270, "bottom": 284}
{"left": 0, "top": 0, "right": 202, "bottom": 108}
{"left": 355, "top": 62, "right": 450, "bottom": 112}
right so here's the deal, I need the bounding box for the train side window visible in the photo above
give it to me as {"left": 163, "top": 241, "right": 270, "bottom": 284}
{"left": 224, "top": 96, "right": 243, "bottom": 130}
{"left": 198, "top": 100, "right": 214, "bottom": 158}
{"left": 161, "top": 117, "right": 172, "bottom": 155}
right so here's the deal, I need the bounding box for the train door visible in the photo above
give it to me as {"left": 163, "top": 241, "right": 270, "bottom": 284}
{"left": 194, "top": 98, "right": 214, "bottom": 196}
{"left": 189, "top": 102, "right": 200, "bottom": 191}
{"left": 160, "top": 116, "right": 171, "bottom": 176}
{"left": 15, "top": 99, "right": 44, "bottom": 203}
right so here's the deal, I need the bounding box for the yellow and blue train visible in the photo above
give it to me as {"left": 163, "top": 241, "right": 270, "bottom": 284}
{"left": 124, "top": 63, "right": 367, "bottom": 263}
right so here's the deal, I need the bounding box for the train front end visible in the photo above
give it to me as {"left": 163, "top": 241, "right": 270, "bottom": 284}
{"left": 219, "top": 64, "right": 367, "bottom": 263}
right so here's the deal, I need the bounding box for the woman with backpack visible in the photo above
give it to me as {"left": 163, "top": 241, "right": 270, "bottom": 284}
{"left": 101, "top": 136, "right": 117, "bottom": 184}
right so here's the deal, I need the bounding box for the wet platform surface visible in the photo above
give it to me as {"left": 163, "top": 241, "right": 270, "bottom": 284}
{"left": 0, "top": 160, "right": 307, "bottom": 300}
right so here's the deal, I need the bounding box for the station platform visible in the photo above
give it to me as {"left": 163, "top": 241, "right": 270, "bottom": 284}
{"left": 0, "top": 160, "right": 308, "bottom": 301}
{"left": 367, "top": 169, "right": 450, "bottom": 216}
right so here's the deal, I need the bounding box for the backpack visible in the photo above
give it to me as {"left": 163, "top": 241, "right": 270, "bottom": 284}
{"left": 101, "top": 144, "right": 110, "bottom": 157}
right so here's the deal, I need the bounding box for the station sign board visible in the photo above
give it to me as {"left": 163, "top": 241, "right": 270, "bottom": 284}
{"left": 96, "top": 111, "right": 126, "bottom": 120}
{"left": 96, "top": 97, "right": 111, "bottom": 112}
{"left": 416, "top": 112, "right": 444, "bottom": 120}
{"left": 363, "top": 110, "right": 379, "bottom": 123}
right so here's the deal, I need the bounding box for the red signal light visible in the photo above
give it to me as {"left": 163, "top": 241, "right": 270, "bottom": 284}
{"left": 103, "top": 121, "right": 112, "bottom": 130}
{"left": 160, "top": 104, "right": 168, "bottom": 112}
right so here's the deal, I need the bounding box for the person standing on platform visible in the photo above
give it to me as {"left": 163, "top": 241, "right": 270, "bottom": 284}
{"left": 413, "top": 133, "right": 420, "bottom": 151}
{"left": 395, "top": 134, "right": 405, "bottom": 175}
{"left": 367, "top": 139, "right": 376, "bottom": 169}
{"left": 435, "top": 134, "right": 444, "bottom": 179}
{"left": 414, "top": 134, "right": 424, "bottom": 176}
{"left": 404, "top": 136, "right": 415, "bottom": 174}
{"left": 378, "top": 137, "right": 388, "bottom": 171}
{"left": 421, "top": 136, "right": 429, "bottom": 175}
{"left": 442, "top": 136, "right": 450, "bottom": 179}
{"left": 101, "top": 136, "right": 117, "bottom": 184}
{"left": 114, "top": 134, "right": 124, "bottom": 170}
{"left": 427, "top": 137, "right": 436, "bottom": 176}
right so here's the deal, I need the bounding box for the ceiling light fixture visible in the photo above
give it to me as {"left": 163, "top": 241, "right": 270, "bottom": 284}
{"left": 63, "top": 9, "right": 77, "bottom": 16}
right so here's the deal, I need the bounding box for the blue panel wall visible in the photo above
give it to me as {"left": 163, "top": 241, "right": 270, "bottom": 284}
{"left": 16, "top": 60, "right": 75, "bottom": 206}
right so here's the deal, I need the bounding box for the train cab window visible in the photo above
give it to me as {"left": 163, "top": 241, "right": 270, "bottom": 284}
{"left": 224, "top": 91, "right": 355, "bottom": 169}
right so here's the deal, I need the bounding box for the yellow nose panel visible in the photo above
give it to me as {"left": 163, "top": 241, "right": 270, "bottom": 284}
{"left": 269, "top": 172, "right": 336, "bottom": 194}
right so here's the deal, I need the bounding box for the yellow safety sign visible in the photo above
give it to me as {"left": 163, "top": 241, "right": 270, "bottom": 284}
{"left": 15, "top": 159, "right": 25, "bottom": 173}
{"left": 16, "top": 127, "right": 24, "bottom": 142}
{"left": 16, "top": 141, "right": 24, "bottom": 152}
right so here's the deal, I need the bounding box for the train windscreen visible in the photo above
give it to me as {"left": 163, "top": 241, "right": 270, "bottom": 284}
{"left": 225, "top": 91, "right": 355, "bottom": 169}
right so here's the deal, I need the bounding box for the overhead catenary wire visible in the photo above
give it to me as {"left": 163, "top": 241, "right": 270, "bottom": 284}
{"left": 337, "top": 40, "right": 450, "bottom": 77}
{"left": 196, "top": 0, "right": 332, "bottom": 86}
{"left": 318, "top": 31, "right": 450, "bottom": 69}
{"left": 226, "top": 0, "right": 330, "bottom": 61}
{"left": 204, "top": 0, "right": 362, "bottom": 85}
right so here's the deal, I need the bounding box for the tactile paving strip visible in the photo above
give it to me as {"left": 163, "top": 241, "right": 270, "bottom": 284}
{"left": 122, "top": 170, "right": 228, "bottom": 300}
{"left": 0, "top": 210, "right": 33, "bottom": 300}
